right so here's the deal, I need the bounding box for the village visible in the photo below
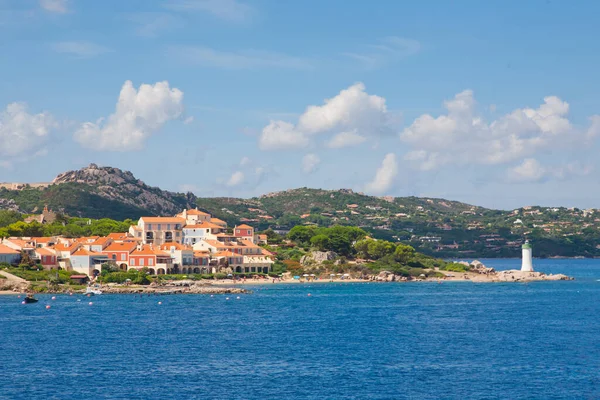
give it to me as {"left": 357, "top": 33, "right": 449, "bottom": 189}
{"left": 0, "top": 208, "right": 274, "bottom": 280}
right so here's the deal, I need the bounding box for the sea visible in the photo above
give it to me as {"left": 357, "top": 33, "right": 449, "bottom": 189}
{"left": 0, "top": 259, "right": 598, "bottom": 400}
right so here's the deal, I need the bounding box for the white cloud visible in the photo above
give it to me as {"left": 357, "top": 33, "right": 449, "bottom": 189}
{"left": 0, "top": 102, "right": 57, "bottom": 160}
{"left": 343, "top": 36, "right": 421, "bottom": 68}
{"left": 401, "top": 90, "right": 584, "bottom": 171}
{"left": 226, "top": 171, "right": 245, "bottom": 187}
{"left": 51, "top": 41, "right": 111, "bottom": 58}
{"left": 259, "top": 82, "right": 396, "bottom": 150}
{"left": 302, "top": 154, "right": 320, "bottom": 174}
{"left": 508, "top": 159, "right": 547, "bottom": 183}
{"left": 170, "top": 45, "right": 312, "bottom": 70}
{"left": 40, "top": 0, "right": 69, "bottom": 14}
{"left": 183, "top": 116, "right": 194, "bottom": 125}
{"left": 327, "top": 131, "right": 367, "bottom": 148}
{"left": 74, "top": 80, "right": 184, "bottom": 151}
{"left": 258, "top": 120, "right": 309, "bottom": 150}
{"left": 240, "top": 157, "right": 251, "bottom": 166}
{"left": 508, "top": 159, "right": 593, "bottom": 183}
{"left": 365, "top": 153, "right": 398, "bottom": 194}
{"left": 165, "top": 0, "right": 254, "bottom": 22}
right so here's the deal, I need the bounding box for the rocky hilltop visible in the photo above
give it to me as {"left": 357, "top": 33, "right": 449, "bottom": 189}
{"left": 0, "top": 164, "right": 197, "bottom": 219}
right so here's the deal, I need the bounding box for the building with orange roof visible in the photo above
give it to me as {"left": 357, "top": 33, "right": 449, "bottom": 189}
{"left": 30, "top": 237, "right": 59, "bottom": 248}
{"left": 84, "top": 237, "right": 113, "bottom": 253}
{"left": 157, "top": 242, "right": 194, "bottom": 270}
{"left": 107, "top": 232, "right": 131, "bottom": 241}
{"left": 130, "top": 216, "right": 185, "bottom": 246}
{"left": 128, "top": 244, "right": 174, "bottom": 275}
{"left": 35, "top": 247, "right": 58, "bottom": 269}
{"left": 209, "top": 217, "right": 228, "bottom": 228}
{"left": 234, "top": 224, "right": 255, "bottom": 242}
{"left": 0, "top": 244, "right": 20, "bottom": 264}
{"left": 70, "top": 247, "right": 109, "bottom": 276}
{"left": 182, "top": 222, "right": 224, "bottom": 245}
{"left": 177, "top": 208, "right": 211, "bottom": 226}
{"left": 102, "top": 242, "right": 138, "bottom": 270}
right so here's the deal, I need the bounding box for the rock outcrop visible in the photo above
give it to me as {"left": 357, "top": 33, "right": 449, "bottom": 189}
{"left": 300, "top": 251, "right": 338, "bottom": 266}
{"left": 51, "top": 164, "right": 198, "bottom": 216}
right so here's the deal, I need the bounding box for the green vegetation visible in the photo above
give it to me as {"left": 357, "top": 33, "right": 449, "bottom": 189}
{"left": 2, "top": 266, "right": 81, "bottom": 284}
{"left": 0, "top": 214, "right": 132, "bottom": 238}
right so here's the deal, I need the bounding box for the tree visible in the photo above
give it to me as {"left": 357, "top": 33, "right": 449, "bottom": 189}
{"left": 367, "top": 240, "right": 395, "bottom": 259}
{"left": 310, "top": 234, "right": 331, "bottom": 251}
{"left": 288, "top": 226, "right": 316, "bottom": 244}
{"left": 394, "top": 244, "right": 415, "bottom": 264}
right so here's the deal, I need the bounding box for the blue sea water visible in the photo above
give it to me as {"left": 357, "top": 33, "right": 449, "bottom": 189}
{"left": 0, "top": 259, "right": 599, "bottom": 400}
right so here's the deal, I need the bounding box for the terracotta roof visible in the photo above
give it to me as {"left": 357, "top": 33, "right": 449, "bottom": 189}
{"left": 31, "top": 237, "right": 54, "bottom": 244}
{"left": 0, "top": 244, "right": 19, "bottom": 254}
{"left": 35, "top": 247, "right": 55, "bottom": 256}
{"left": 157, "top": 243, "right": 191, "bottom": 251}
{"left": 193, "top": 250, "right": 209, "bottom": 257}
{"left": 210, "top": 218, "right": 227, "bottom": 225}
{"left": 92, "top": 237, "right": 112, "bottom": 246}
{"left": 72, "top": 248, "right": 105, "bottom": 257}
{"left": 107, "top": 233, "right": 129, "bottom": 239}
{"left": 3, "top": 239, "right": 34, "bottom": 249}
{"left": 130, "top": 245, "right": 170, "bottom": 257}
{"left": 214, "top": 250, "right": 239, "bottom": 258}
{"left": 54, "top": 242, "right": 80, "bottom": 252}
{"left": 183, "top": 222, "right": 222, "bottom": 229}
{"left": 140, "top": 217, "right": 185, "bottom": 224}
{"left": 236, "top": 224, "right": 254, "bottom": 230}
{"left": 184, "top": 209, "right": 210, "bottom": 216}
{"left": 104, "top": 242, "right": 137, "bottom": 252}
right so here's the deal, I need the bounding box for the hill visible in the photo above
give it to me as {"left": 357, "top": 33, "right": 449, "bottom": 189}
{"left": 0, "top": 164, "right": 196, "bottom": 220}
{"left": 1, "top": 165, "right": 599, "bottom": 258}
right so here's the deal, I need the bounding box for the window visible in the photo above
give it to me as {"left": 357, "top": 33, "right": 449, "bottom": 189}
{"left": 207, "top": 229, "right": 210, "bottom": 233}
{"left": 176, "top": 232, "right": 180, "bottom": 237}
{"left": 167, "top": 224, "right": 171, "bottom": 230}
{"left": 121, "top": 254, "right": 126, "bottom": 261}
{"left": 157, "top": 224, "right": 161, "bottom": 230}
{"left": 148, "top": 258, "right": 153, "bottom": 266}
{"left": 247, "top": 230, "right": 251, "bottom": 235}
{"left": 236, "top": 229, "right": 240, "bottom": 234}
{"left": 147, "top": 224, "right": 152, "bottom": 230}
{"left": 131, "top": 259, "right": 135, "bottom": 266}
{"left": 140, "top": 258, "right": 144, "bottom": 266}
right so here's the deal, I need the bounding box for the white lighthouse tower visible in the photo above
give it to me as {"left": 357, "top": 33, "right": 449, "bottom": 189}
{"left": 521, "top": 241, "right": 534, "bottom": 272}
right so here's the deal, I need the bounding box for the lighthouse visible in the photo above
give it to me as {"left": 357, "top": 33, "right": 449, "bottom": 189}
{"left": 521, "top": 241, "right": 533, "bottom": 272}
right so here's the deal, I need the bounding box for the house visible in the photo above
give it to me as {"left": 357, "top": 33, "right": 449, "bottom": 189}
{"left": 102, "top": 242, "right": 137, "bottom": 271}
{"left": 131, "top": 217, "right": 185, "bottom": 245}
{"left": 128, "top": 245, "right": 174, "bottom": 275}
{"left": 24, "top": 205, "right": 57, "bottom": 224}
{"left": 35, "top": 247, "right": 58, "bottom": 269}
{"left": 2, "top": 238, "right": 36, "bottom": 258}
{"left": 107, "top": 232, "right": 131, "bottom": 241}
{"left": 70, "top": 248, "right": 109, "bottom": 276}
{"left": 85, "top": 237, "right": 113, "bottom": 253}
{"left": 233, "top": 224, "right": 255, "bottom": 242}
{"left": 177, "top": 208, "right": 211, "bottom": 225}
{"left": 255, "top": 234, "right": 268, "bottom": 245}
{"left": 182, "top": 222, "right": 224, "bottom": 245}
{"left": 210, "top": 218, "right": 228, "bottom": 228}
{"left": 157, "top": 242, "right": 194, "bottom": 272}
{"left": 0, "top": 244, "right": 20, "bottom": 265}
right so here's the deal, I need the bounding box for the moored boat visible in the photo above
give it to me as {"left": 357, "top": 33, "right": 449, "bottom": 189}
{"left": 23, "top": 295, "right": 38, "bottom": 304}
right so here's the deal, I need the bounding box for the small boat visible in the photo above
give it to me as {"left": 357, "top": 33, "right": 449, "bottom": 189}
{"left": 23, "top": 295, "right": 38, "bottom": 304}
{"left": 85, "top": 287, "right": 102, "bottom": 296}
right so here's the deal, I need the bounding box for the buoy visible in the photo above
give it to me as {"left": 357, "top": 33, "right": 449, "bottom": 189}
{"left": 158, "top": 301, "right": 162, "bottom": 305}
{"left": 46, "top": 305, "right": 51, "bottom": 309}
{"left": 21, "top": 301, "right": 25, "bottom": 305}
{"left": 77, "top": 299, "right": 81, "bottom": 302}
{"left": 88, "top": 302, "right": 93, "bottom": 306}
{"left": 225, "top": 297, "right": 230, "bottom": 300}
{"left": 236, "top": 296, "right": 240, "bottom": 300}
{"left": 210, "top": 295, "right": 214, "bottom": 297}
{"left": 69, "top": 293, "right": 73, "bottom": 296}
{"left": 307, "top": 293, "right": 312, "bottom": 297}
{"left": 51, "top": 296, "right": 56, "bottom": 300}
{"left": 87, "top": 294, "right": 91, "bottom": 297}
{"left": 18, "top": 295, "right": 21, "bottom": 298}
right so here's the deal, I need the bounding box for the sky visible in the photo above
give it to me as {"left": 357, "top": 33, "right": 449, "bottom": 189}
{"left": 2, "top": 0, "right": 600, "bottom": 210}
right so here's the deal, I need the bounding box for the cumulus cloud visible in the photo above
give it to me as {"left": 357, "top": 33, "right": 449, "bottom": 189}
{"left": 0, "top": 103, "right": 57, "bottom": 162}
{"left": 302, "top": 153, "right": 320, "bottom": 174}
{"left": 51, "top": 41, "right": 111, "bottom": 58}
{"left": 74, "top": 80, "right": 184, "bottom": 151}
{"left": 226, "top": 171, "right": 245, "bottom": 187}
{"left": 259, "top": 82, "right": 396, "bottom": 150}
{"left": 327, "top": 131, "right": 367, "bottom": 148}
{"left": 400, "top": 90, "right": 588, "bottom": 171}
{"left": 258, "top": 120, "right": 309, "bottom": 150}
{"left": 40, "top": 0, "right": 69, "bottom": 13}
{"left": 240, "top": 156, "right": 251, "bottom": 166}
{"left": 365, "top": 153, "right": 398, "bottom": 194}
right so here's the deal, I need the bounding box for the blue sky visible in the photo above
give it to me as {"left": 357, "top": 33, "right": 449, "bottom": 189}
{"left": 2, "top": 0, "right": 600, "bottom": 210}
